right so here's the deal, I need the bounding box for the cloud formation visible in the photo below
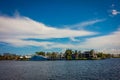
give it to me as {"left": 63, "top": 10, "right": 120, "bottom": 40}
{"left": 0, "top": 15, "right": 97, "bottom": 47}
{"left": 0, "top": 15, "right": 119, "bottom": 54}
{"left": 45, "top": 28, "right": 120, "bottom": 54}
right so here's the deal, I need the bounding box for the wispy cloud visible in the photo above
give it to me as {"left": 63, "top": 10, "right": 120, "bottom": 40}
{"left": 0, "top": 15, "right": 97, "bottom": 47}
{"left": 64, "top": 19, "right": 105, "bottom": 30}
{"left": 64, "top": 19, "right": 105, "bottom": 42}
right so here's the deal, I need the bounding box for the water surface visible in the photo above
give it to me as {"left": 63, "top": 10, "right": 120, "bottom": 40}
{"left": 0, "top": 58, "right": 120, "bottom": 80}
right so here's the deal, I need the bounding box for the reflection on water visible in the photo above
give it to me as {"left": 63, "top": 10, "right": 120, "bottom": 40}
{"left": 0, "top": 58, "right": 120, "bottom": 80}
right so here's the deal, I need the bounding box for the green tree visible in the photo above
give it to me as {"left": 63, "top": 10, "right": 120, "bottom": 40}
{"left": 51, "top": 52, "right": 57, "bottom": 60}
{"left": 97, "top": 52, "right": 106, "bottom": 59}
{"left": 65, "top": 49, "right": 72, "bottom": 60}
{"left": 105, "top": 54, "right": 111, "bottom": 58}
{"left": 36, "top": 51, "right": 45, "bottom": 56}
{"left": 0, "top": 54, "right": 2, "bottom": 60}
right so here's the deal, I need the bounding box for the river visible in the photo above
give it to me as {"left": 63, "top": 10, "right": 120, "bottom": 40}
{"left": 0, "top": 58, "right": 120, "bottom": 80}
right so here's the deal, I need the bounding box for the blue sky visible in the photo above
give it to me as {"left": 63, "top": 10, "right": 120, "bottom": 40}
{"left": 0, "top": 0, "right": 120, "bottom": 55}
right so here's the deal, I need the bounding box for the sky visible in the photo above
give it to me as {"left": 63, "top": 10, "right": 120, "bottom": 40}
{"left": 0, "top": 0, "right": 120, "bottom": 55}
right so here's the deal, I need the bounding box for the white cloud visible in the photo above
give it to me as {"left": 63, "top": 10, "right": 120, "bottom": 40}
{"left": 112, "top": 9, "right": 120, "bottom": 15}
{"left": 110, "top": 4, "right": 120, "bottom": 16}
{"left": 1, "top": 14, "right": 119, "bottom": 54}
{"left": 0, "top": 39, "right": 54, "bottom": 47}
{"left": 80, "top": 28, "right": 120, "bottom": 49}
{"left": 0, "top": 15, "right": 97, "bottom": 47}
{"left": 64, "top": 19, "right": 104, "bottom": 30}
{"left": 70, "top": 37, "right": 80, "bottom": 42}
{"left": 47, "top": 28, "right": 120, "bottom": 53}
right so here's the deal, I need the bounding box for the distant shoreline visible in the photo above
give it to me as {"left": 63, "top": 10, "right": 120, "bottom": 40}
{"left": 1, "top": 49, "right": 120, "bottom": 61}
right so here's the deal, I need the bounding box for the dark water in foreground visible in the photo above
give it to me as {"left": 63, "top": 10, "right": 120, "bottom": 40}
{"left": 0, "top": 58, "right": 120, "bottom": 80}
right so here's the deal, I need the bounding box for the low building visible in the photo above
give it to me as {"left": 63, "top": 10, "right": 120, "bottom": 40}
{"left": 82, "top": 51, "right": 97, "bottom": 59}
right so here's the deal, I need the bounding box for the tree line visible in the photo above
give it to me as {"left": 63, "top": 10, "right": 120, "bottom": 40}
{"left": 0, "top": 49, "right": 120, "bottom": 60}
{"left": 35, "top": 49, "right": 117, "bottom": 60}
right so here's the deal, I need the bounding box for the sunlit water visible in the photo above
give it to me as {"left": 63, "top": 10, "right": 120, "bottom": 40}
{"left": 0, "top": 58, "right": 120, "bottom": 80}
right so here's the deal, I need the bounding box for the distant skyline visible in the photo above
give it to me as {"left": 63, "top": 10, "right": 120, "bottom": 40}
{"left": 0, "top": 0, "right": 120, "bottom": 55}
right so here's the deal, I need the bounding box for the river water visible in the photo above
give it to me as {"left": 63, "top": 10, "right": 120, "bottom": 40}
{"left": 0, "top": 58, "right": 120, "bottom": 80}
